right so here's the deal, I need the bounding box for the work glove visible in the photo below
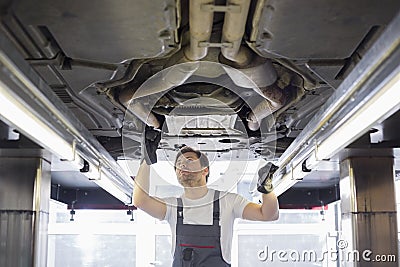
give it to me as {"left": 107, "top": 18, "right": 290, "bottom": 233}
{"left": 143, "top": 126, "right": 161, "bottom": 165}
{"left": 257, "top": 162, "right": 278, "bottom": 194}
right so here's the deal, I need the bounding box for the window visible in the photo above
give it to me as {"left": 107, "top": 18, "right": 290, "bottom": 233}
{"left": 48, "top": 200, "right": 336, "bottom": 266}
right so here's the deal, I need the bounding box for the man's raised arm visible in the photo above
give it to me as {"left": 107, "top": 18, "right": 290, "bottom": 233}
{"left": 242, "top": 163, "right": 279, "bottom": 221}
{"left": 132, "top": 127, "right": 166, "bottom": 220}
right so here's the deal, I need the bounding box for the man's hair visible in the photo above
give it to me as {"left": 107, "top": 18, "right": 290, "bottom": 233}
{"left": 174, "top": 146, "right": 210, "bottom": 182}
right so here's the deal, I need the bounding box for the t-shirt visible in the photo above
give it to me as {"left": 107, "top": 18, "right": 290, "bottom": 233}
{"left": 162, "top": 189, "right": 250, "bottom": 263}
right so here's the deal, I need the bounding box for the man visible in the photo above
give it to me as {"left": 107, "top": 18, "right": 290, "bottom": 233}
{"left": 133, "top": 128, "right": 279, "bottom": 266}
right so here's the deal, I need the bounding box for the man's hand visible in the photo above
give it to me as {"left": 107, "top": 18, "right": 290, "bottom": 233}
{"left": 257, "top": 162, "right": 278, "bottom": 194}
{"left": 143, "top": 126, "right": 161, "bottom": 165}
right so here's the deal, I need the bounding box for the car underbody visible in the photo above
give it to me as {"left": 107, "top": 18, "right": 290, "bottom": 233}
{"left": 1, "top": 0, "right": 400, "bottom": 208}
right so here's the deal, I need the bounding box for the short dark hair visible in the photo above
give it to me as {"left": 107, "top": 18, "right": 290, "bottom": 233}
{"left": 174, "top": 146, "right": 210, "bottom": 182}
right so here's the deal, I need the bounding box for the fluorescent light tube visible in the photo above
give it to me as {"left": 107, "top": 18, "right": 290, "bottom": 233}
{"left": 273, "top": 175, "right": 298, "bottom": 196}
{"left": 275, "top": 68, "right": 400, "bottom": 196}
{"left": 94, "top": 174, "right": 132, "bottom": 203}
{"left": 81, "top": 162, "right": 131, "bottom": 203}
{"left": 315, "top": 71, "right": 400, "bottom": 161}
{"left": 0, "top": 81, "right": 75, "bottom": 160}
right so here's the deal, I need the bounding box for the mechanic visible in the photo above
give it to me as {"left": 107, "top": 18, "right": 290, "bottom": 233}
{"left": 133, "top": 127, "right": 279, "bottom": 266}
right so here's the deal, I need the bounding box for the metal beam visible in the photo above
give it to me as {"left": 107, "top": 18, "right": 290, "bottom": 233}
{"left": 273, "top": 11, "right": 400, "bottom": 195}
{"left": 0, "top": 32, "right": 133, "bottom": 203}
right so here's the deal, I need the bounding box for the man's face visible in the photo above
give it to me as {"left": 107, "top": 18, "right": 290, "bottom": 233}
{"left": 175, "top": 152, "right": 208, "bottom": 187}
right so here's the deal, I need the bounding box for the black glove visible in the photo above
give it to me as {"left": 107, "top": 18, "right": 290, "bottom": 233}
{"left": 143, "top": 126, "right": 161, "bottom": 165}
{"left": 257, "top": 162, "right": 278, "bottom": 194}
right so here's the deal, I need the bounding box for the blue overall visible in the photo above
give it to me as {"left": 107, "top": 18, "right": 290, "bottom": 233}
{"left": 172, "top": 190, "right": 231, "bottom": 267}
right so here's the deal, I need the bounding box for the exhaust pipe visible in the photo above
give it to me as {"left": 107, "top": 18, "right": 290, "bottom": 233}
{"left": 127, "top": 102, "right": 161, "bottom": 129}
{"left": 247, "top": 84, "right": 286, "bottom": 131}
{"left": 184, "top": 0, "right": 215, "bottom": 61}
{"left": 222, "top": 60, "right": 284, "bottom": 131}
{"left": 223, "top": 59, "right": 277, "bottom": 88}
{"left": 219, "top": 0, "right": 285, "bottom": 130}
{"left": 119, "top": 63, "right": 200, "bottom": 128}
{"left": 221, "top": 0, "right": 251, "bottom": 65}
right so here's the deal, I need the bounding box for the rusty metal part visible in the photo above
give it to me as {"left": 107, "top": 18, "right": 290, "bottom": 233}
{"left": 247, "top": 83, "right": 287, "bottom": 131}
{"left": 184, "top": 0, "right": 215, "bottom": 60}
{"left": 221, "top": 0, "right": 251, "bottom": 64}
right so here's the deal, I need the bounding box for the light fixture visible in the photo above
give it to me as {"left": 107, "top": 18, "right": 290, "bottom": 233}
{"left": 0, "top": 37, "right": 133, "bottom": 205}
{"left": 313, "top": 72, "right": 400, "bottom": 162}
{"left": 0, "top": 79, "right": 131, "bottom": 204}
{"left": 273, "top": 167, "right": 300, "bottom": 196}
{"left": 0, "top": 80, "right": 75, "bottom": 161}
{"left": 81, "top": 161, "right": 131, "bottom": 203}
{"left": 274, "top": 71, "right": 400, "bottom": 196}
{"left": 81, "top": 161, "right": 102, "bottom": 180}
{"left": 273, "top": 12, "right": 400, "bottom": 196}
{"left": 93, "top": 172, "right": 132, "bottom": 203}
